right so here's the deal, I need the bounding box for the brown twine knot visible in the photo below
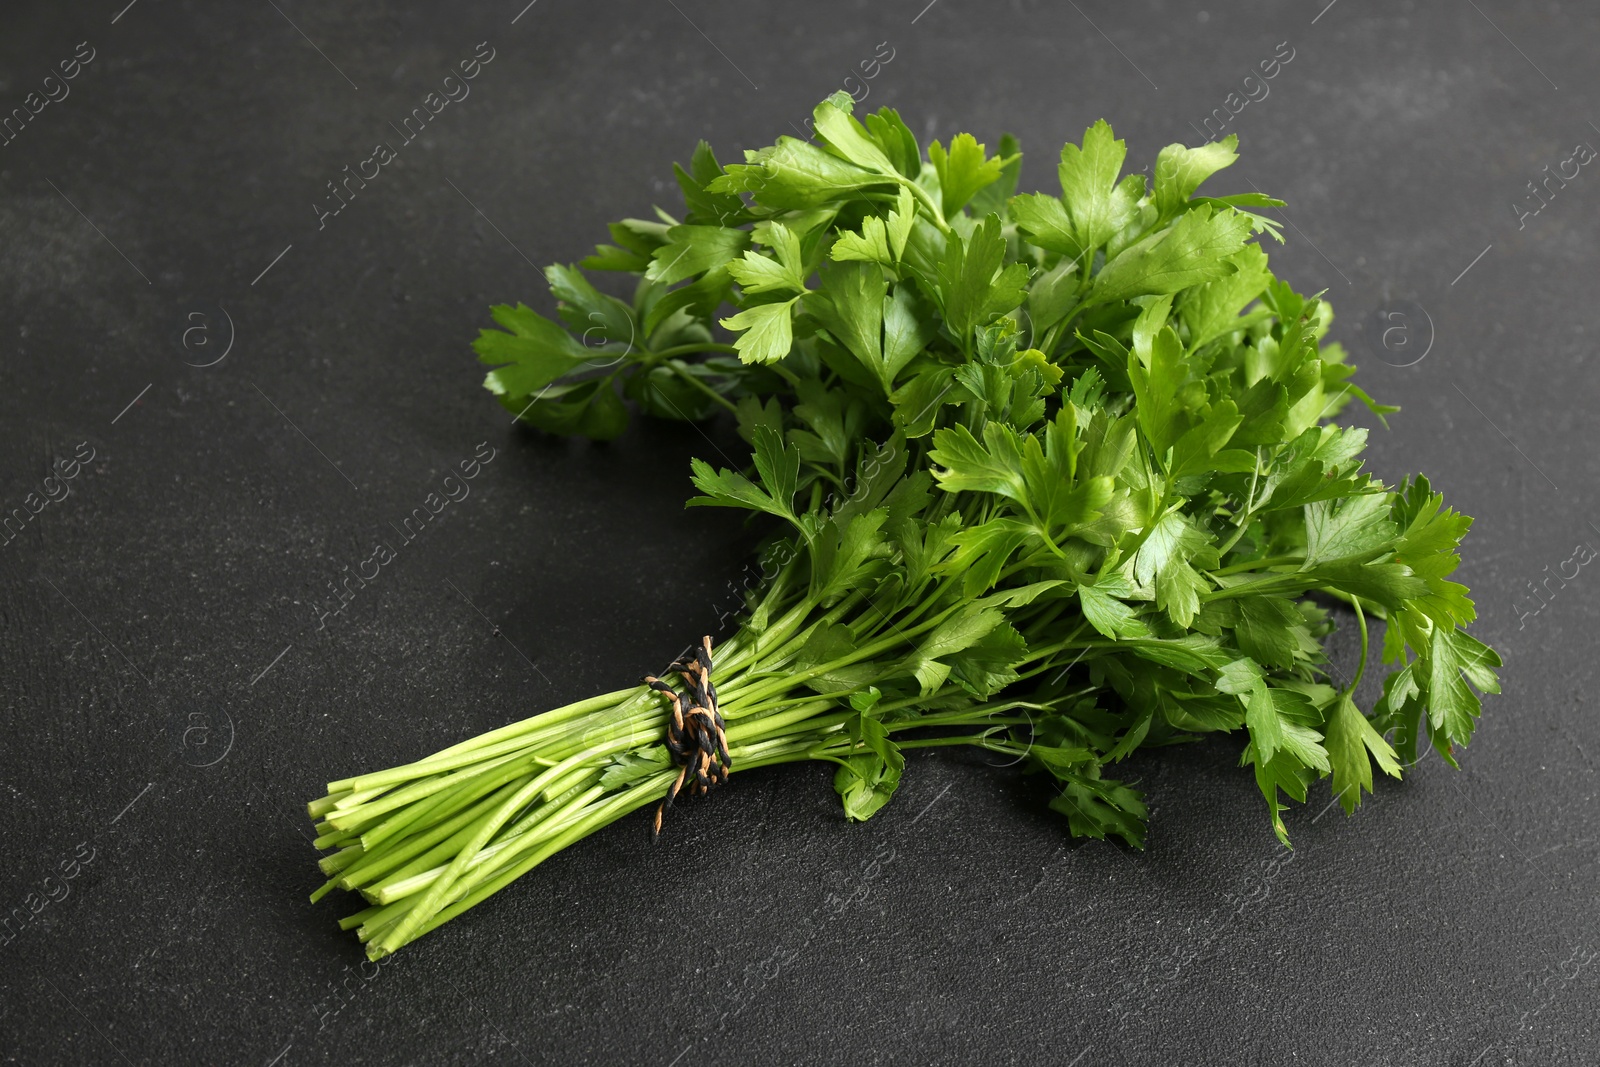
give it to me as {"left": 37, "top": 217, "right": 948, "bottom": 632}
{"left": 643, "top": 635, "right": 730, "bottom": 837}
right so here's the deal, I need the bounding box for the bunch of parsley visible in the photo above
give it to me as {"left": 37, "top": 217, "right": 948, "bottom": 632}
{"left": 307, "top": 94, "right": 1499, "bottom": 958}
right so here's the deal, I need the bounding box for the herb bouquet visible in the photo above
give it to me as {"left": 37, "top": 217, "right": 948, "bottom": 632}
{"left": 308, "top": 94, "right": 1500, "bottom": 959}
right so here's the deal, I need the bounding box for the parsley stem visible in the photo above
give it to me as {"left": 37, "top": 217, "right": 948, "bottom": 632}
{"left": 1212, "top": 554, "right": 1303, "bottom": 576}
{"left": 1201, "top": 575, "right": 1308, "bottom": 602}
{"left": 653, "top": 342, "right": 741, "bottom": 359}
{"left": 1215, "top": 448, "right": 1263, "bottom": 557}
{"left": 899, "top": 178, "right": 951, "bottom": 234}
{"left": 1347, "top": 598, "right": 1370, "bottom": 695}
{"left": 722, "top": 605, "right": 955, "bottom": 708}
{"left": 663, "top": 358, "right": 740, "bottom": 414}
{"left": 896, "top": 735, "right": 1016, "bottom": 754}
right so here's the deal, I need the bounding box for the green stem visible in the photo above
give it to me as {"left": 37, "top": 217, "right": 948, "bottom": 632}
{"left": 1213, "top": 554, "right": 1303, "bottom": 577}
{"left": 324, "top": 687, "right": 637, "bottom": 794}
{"left": 900, "top": 178, "right": 951, "bottom": 235}
{"left": 1215, "top": 449, "right": 1263, "bottom": 557}
{"left": 723, "top": 603, "right": 957, "bottom": 709}
{"left": 1347, "top": 598, "right": 1370, "bottom": 695}
{"left": 653, "top": 342, "right": 742, "bottom": 360}
{"left": 663, "top": 358, "right": 740, "bottom": 414}
{"left": 897, "top": 735, "right": 1017, "bottom": 753}
{"left": 1201, "top": 574, "right": 1313, "bottom": 603}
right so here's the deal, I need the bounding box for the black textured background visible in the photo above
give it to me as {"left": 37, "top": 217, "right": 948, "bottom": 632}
{"left": 2, "top": 1, "right": 1597, "bottom": 1064}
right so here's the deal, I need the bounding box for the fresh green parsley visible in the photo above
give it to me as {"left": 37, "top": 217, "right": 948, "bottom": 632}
{"left": 308, "top": 93, "right": 1499, "bottom": 958}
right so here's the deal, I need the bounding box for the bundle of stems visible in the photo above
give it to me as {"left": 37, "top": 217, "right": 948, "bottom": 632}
{"left": 310, "top": 538, "right": 1096, "bottom": 959}
{"left": 308, "top": 96, "right": 1499, "bottom": 958}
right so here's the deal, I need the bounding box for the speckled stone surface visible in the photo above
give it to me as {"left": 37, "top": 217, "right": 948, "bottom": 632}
{"left": 1, "top": 2, "right": 1597, "bottom": 1064}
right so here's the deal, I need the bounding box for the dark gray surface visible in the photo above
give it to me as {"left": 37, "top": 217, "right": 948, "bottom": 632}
{"left": 1, "top": 1, "right": 1596, "bottom": 1064}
